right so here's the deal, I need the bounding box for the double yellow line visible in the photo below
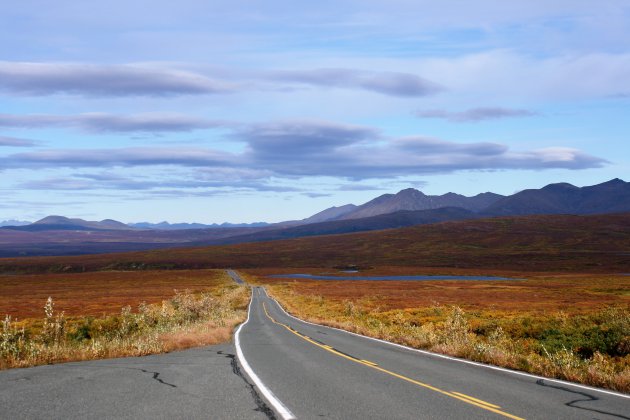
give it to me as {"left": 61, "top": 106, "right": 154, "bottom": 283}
{"left": 262, "top": 302, "right": 524, "bottom": 420}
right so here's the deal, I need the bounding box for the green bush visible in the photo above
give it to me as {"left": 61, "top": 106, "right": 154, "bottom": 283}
{"left": 68, "top": 317, "right": 94, "bottom": 342}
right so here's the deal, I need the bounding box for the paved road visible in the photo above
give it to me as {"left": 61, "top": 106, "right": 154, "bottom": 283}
{"left": 227, "top": 269, "right": 246, "bottom": 285}
{"left": 239, "top": 286, "right": 630, "bottom": 420}
{"left": 0, "top": 343, "right": 271, "bottom": 419}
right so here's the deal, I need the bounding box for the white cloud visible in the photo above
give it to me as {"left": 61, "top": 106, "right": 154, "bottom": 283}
{"left": 3, "top": 120, "right": 607, "bottom": 180}
{"left": 0, "top": 136, "right": 39, "bottom": 147}
{"left": 0, "top": 62, "right": 235, "bottom": 96}
{"left": 416, "top": 107, "right": 538, "bottom": 122}
{"left": 0, "top": 112, "right": 226, "bottom": 133}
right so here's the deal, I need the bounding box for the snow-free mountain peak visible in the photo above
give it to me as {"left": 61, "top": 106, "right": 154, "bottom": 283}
{"left": 485, "top": 178, "right": 629, "bottom": 215}
{"left": 336, "top": 188, "right": 504, "bottom": 220}
{"left": 31, "top": 216, "right": 135, "bottom": 230}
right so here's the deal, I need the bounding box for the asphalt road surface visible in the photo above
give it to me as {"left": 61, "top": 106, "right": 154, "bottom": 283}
{"left": 0, "top": 343, "right": 270, "bottom": 419}
{"left": 238, "top": 286, "right": 630, "bottom": 420}
{"left": 227, "top": 269, "right": 246, "bottom": 285}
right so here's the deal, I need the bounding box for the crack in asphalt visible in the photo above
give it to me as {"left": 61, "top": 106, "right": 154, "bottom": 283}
{"left": 132, "top": 368, "right": 177, "bottom": 388}
{"left": 536, "top": 379, "right": 629, "bottom": 419}
{"left": 218, "top": 350, "right": 277, "bottom": 420}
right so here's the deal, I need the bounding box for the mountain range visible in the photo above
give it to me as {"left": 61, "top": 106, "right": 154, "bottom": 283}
{"left": 0, "top": 217, "right": 269, "bottom": 231}
{"left": 0, "top": 220, "right": 30, "bottom": 227}
{"left": 1, "top": 178, "right": 628, "bottom": 257}
{"left": 3, "top": 212, "right": 628, "bottom": 274}
{"left": 24, "top": 215, "right": 135, "bottom": 231}
{"left": 129, "top": 221, "right": 269, "bottom": 230}
{"left": 335, "top": 189, "right": 503, "bottom": 220}
{"left": 484, "top": 178, "right": 630, "bottom": 216}
{"left": 304, "top": 178, "right": 630, "bottom": 223}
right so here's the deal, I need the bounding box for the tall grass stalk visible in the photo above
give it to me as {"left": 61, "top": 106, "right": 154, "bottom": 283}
{"left": 0, "top": 285, "right": 248, "bottom": 370}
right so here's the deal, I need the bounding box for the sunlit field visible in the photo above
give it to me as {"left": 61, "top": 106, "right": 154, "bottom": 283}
{"left": 0, "top": 269, "right": 236, "bottom": 319}
{"left": 0, "top": 270, "right": 248, "bottom": 369}
{"left": 249, "top": 267, "right": 630, "bottom": 392}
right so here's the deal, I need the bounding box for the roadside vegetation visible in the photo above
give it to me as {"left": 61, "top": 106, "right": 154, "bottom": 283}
{"left": 260, "top": 274, "right": 630, "bottom": 393}
{"left": 0, "top": 271, "right": 248, "bottom": 369}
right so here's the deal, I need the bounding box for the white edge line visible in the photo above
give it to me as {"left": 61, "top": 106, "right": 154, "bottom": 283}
{"left": 235, "top": 289, "right": 297, "bottom": 420}
{"left": 260, "top": 288, "right": 630, "bottom": 400}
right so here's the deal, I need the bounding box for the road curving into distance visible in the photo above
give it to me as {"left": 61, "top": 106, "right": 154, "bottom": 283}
{"left": 236, "top": 284, "right": 630, "bottom": 420}
{"left": 0, "top": 270, "right": 627, "bottom": 419}
{"left": 228, "top": 269, "right": 246, "bottom": 285}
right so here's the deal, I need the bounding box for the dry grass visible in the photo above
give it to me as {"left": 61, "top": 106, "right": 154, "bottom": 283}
{"left": 250, "top": 269, "right": 630, "bottom": 315}
{"left": 0, "top": 270, "right": 249, "bottom": 369}
{"left": 159, "top": 323, "right": 237, "bottom": 352}
{"left": 250, "top": 268, "right": 630, "bottom": 393}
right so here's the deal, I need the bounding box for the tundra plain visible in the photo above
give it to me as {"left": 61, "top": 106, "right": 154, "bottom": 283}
{"left": 249, "top": 268, "right": 630, "bottom": 392}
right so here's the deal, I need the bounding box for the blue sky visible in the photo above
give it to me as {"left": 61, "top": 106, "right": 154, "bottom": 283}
{"left": 1, "top": 1, "right": 628, "bottom": 223}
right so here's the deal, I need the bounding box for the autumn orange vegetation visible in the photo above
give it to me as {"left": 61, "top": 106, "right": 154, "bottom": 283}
{"left": 0, "top": 270, "right": 248, "bottom": 369}
{"left": 249, "top": 268, "right": 630, "bottom": 392}
{"left": 249, "top": 268, "right": 629, "bottom": 314}
{"left": 0, "top": 269, "right": 230, "bottom": 319}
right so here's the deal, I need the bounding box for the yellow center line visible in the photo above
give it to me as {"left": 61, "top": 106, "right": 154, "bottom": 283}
{"left": 262, "top": 302, "right": 525, "bottom": 420}
{"left": 451, "top": 391, "right": 502, "bottom": 409}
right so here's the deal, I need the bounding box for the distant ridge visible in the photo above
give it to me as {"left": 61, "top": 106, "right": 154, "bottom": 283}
{"left": 2, "top": 212, "right": 629, "bottom": 274}
{"left": 212, "top": 207, "right": 479, "bottom": 245}
{"left": 308, "top": 178, "right": 629, "bottom": 222}
{"left": 0, "top": 220, "right": 30, "bottom": 227}
{"left": 130, "top": 221, "right": 269, "bottom": 230}
{"left": 2, "top": 216, "right": 269, "bottom": 232}
{"left": 320, "top": 188, "right": 503, "bottom": 220}
{"left": 14, "top": 216, "right": 136, "bottom": 231}
{"left": 1, "top": 178, "right": 628, "bottom": 257}
{"left": 484, "top": 178, "right": 630, "bottom": 216}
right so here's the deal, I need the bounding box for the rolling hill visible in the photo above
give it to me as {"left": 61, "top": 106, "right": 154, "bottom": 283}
{"left": 210, "top": 207, "right": 479, "bottom": 244}
{"left": 6, "top": 216, "right": 137, "bottom": 231}
{"left": 1, "top": 212, "right": 628, "bottom": 274}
